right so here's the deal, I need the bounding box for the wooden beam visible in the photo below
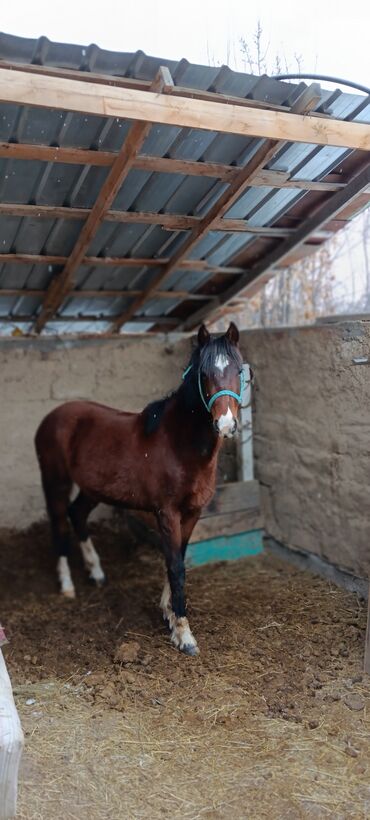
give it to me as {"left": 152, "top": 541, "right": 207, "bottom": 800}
{"left": 0, "top": 288, "right": 213, "bottom": 301}
{"left": 0, "top": 68, "right": 369, "bottom": 150}
{"left": 0, "top": 203, "right": 279, "bottom": 234}
{"left": 182, "top": 160, "right": 370, "bottom": 329}
{"left": 0, "top": 203, "right": 332, "bottom": 239}
{"left": 0, "top": 252, "right": 245, "bottom": 274}
{"left": 0, "top": 142, "right": 347, "bottom": 192}
{"left": 0, "top": 60, "right": 323, "bottom": 115}
{"left": 1, "top": 314, "right": 178, "bottom": 327}
{"left": 33, "top": 70, "right": 168, "bottom": 333}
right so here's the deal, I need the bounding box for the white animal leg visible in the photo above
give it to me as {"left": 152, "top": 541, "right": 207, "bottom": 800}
{"left": 170, "top": 617, "right": 199, "bottom": 656}
{"left": 160, "top": 578, "right": 175, "bottom": 627}
{"left": 80, "top": 538, "right": 105, "bottom": 585}
{"left": 160, "top": 578, "right": 199, "bottom": 655}
{"left": 57, "top": 556, "right": 76, "bottom": 598}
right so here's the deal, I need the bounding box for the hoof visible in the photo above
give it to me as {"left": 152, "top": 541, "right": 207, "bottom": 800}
{"left": 180, "top": 643, "right": 199, "bottom": 657}
{"left": 61, "top": 588, "right": 76, "bottom": 599}
{"left": 88, "top": 574, "right": 106, "bottom": 588}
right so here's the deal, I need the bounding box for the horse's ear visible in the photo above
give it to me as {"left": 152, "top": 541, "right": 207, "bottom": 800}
{"left": 198, "top": 324, "right": 210, "bottom": 348}
{"left": 225, "top": 322, "right": 239, "bottom": 346}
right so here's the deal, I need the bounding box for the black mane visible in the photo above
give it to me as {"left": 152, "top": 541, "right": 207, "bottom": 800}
{"left": 142, "top": 396, "right": 173, "bottom": 435}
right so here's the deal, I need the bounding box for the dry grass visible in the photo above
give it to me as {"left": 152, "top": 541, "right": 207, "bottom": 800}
{"left": 15, "top": 672, "right": 370, "bottom": 820}
{"left": 1, "top": 526, "right": 370, "bottom": 818}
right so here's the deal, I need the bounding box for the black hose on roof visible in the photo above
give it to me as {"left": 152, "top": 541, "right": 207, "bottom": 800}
{"left": 272, "top": 73, "right": 370, "bottom": 96}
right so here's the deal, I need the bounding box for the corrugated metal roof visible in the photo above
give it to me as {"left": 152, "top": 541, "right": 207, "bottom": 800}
{"left": 0, "top": 31, "right": 369, "bottom": 335}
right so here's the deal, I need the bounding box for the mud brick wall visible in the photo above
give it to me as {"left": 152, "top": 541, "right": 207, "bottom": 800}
{"left": 0, "top": 336, "right": 190, "bottom": 528}
{"left": 240, "top": 321, "right": 370, "bottom": 579}
{"left": 0, "top": 334, "right": 236, "bottom": 530}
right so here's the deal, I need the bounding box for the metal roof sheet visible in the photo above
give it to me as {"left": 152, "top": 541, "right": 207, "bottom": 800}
{"left": 0, "top": 31, "right": 369, "bottom": 334}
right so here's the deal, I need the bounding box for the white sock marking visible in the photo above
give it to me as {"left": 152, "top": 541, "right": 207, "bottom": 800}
{"left": 171, "top": 617, "right": 198, "bottom": 652}
{"left": 57, "top": 556, "right": 76, "bottom": 598}
{"left": 160, "top": 579, "right": 175, "bottom": 626}
{"left": 80, "top": 538, "right": 105, "bottom": 583}
{"left": 160, "top": 579, "right": 198, "bottom": 653}
{"left": 215, "top": 353, "right": 229, "bottom": 374}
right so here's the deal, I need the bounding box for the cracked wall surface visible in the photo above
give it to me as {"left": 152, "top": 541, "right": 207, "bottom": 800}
{"left": 240, "top": 322, "right": 370, "bottom": 579}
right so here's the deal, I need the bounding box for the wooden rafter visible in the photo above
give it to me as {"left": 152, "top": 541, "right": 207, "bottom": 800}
{"left": 0, "top": 253, "right": 244, "bottom": 271}
{"left": 0, "top": 60, "right": 296, "bottom": 112}
{"left": 0, "top": 288, "right": 213, "bottom": 301}
{"left": 109, "top": 140, "right": 280, "bottom": 331}
{"left": 108, "top": 86, "right": 323, "bottom": 332}
{"left": 0, "top": 141, "right": 348, "bottom": 192}
{"left": 1, "top": 314, "right": 179, "bottom": 327}
{"left": 33, "top": 69, "right": 169, "bottom": 333}
{"left": 0, "top": 253, "right": 250, "bottom": 276}
{"left": 0, "top": 202, "right": 334, "bottom": 238}
{"left": 181, "top": 159, "right": 370, "bottom": 330}
{"left": 0, "top": 68, "right": 369, "bottom": 150}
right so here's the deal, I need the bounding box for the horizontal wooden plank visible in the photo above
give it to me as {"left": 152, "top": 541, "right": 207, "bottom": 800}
{"left": 0, "top": 202, "right": 307, "bottom": 237}
{"left": 0, "top": 288, "right": 212, "bottom": 301}
{"left": 0, "top": 250, "right": 243, "bottom": 274}
{"left": 0, "top": 142, "right": 346, "bottom": 192}
{"left": 0, "top": 60, "right": 290, "bottom": 112}
{"left": 191, "top": 509, "right": 262, "bottom": 542}
{"left": 0, "top": 314, "right": 178, "bottom": 326}
{"left": 0, "top": 68, "right": 369, "bottom": 150}
{"left": 203, "top": 480, "right": 260, "bottom": 517}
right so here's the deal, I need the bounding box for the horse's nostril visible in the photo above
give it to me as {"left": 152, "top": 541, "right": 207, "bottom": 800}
{"left": 214, "top": 419, "right": 220, "bottom": 432}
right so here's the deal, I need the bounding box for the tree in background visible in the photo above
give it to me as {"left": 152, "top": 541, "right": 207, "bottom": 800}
{"left": 211, "top": 22, "right": 369, "bottom": 332}
{"left": 215, "top": 23, "right": 335, "bottom": 330}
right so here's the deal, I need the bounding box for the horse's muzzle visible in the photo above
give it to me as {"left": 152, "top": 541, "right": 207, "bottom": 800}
{"left": 214, "top": 417, "right": 237, "bottom": 438}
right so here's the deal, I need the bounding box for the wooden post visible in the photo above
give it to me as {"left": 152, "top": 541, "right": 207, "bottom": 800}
{"left": 238, "top": 364, "right": 254, "bottom": 483}
{"left": 0, "top": 638, "right": 24, "bottom": 820}
{"left": 365, "top": 584, "right": 370, "bottom": 675}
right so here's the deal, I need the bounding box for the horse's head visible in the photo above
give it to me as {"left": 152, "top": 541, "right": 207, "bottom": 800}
{"left": 197, "top": 322, "right": 244, "bottom": 438}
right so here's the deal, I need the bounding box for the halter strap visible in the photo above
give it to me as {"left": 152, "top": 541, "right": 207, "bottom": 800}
{"left": 182, "top": 364, "right": 247, "bottom": 414}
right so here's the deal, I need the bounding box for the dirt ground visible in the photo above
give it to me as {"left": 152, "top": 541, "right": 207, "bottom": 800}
{"left": 2, "top": 522, "right": 370, "bottom": 819}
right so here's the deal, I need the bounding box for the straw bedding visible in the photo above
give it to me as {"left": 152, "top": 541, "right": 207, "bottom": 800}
{"left": 1, "top": 523, "right": 370, "bottom": 819}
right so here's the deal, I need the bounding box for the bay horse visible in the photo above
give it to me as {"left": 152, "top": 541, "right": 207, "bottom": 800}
{"left": 35, "top": 322, "right": 247, "bottom": 655}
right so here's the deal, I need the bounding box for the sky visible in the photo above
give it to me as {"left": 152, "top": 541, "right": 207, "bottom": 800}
{"left": 1, "top": 0, "right": 369, "bottom": 86}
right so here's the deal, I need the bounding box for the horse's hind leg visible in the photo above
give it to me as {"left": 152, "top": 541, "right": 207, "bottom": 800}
{"left": 68, "top": 492, "right": 105, "bottom": 586}
{"left": 43, "top": 481, "right": 76, "bottom": 598}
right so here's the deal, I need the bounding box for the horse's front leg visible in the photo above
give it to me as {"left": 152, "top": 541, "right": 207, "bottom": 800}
{"left": 158, "top": 508, "right": 200, "bottom": 656}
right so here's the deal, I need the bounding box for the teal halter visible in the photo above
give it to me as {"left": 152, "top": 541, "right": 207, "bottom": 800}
{"left": 182, "top": 364, "right": 247, "bottom": 414}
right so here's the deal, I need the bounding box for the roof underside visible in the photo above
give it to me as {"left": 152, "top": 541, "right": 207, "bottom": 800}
{"left": 0, "top": 31, "right": 369, "bottom": 335}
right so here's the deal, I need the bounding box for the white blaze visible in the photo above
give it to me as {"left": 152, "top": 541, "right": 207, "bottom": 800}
{"left": 215, "top": 353, "right": 229, "bottom": 374}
